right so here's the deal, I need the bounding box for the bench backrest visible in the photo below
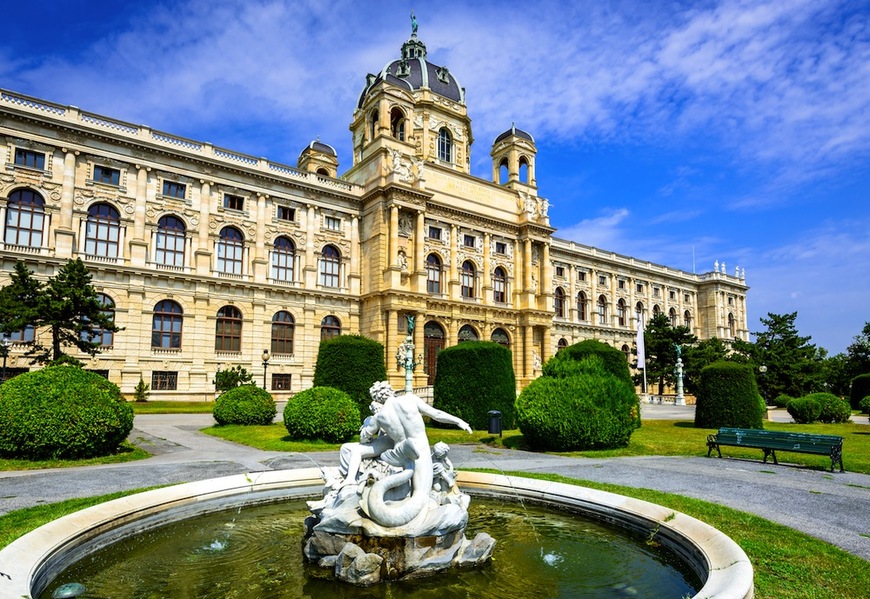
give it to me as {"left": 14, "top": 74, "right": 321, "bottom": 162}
{"left": 716, "top": 427, "right": 843, "bottom": 453}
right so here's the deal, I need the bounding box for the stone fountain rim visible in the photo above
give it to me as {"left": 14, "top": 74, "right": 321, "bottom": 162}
{"left": 0, "top": 468, "right": 753, "bottom": 599}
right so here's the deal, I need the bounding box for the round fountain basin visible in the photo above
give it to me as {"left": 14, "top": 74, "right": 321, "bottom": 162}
{"left": 0, "top": 469, "right": 753, "bottom": 599}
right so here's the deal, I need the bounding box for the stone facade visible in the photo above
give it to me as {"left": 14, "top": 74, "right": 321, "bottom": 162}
{"left": 0, "top": 34, "right": 748, "bottom": 399}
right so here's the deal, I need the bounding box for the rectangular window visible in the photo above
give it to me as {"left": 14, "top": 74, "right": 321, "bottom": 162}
{"left": 428, "top": 226, "right": 442, "bottom": 241}
{"left": 151, "top": 371, "right": 178, "bottom": 391}
{"left": 162, "top": 181, "right": 186, "bottom": 199}
{"left": 578, "top": 271, "right": 586, "bottom": 282}
{"left": 618, "top": 279, "right": 626, "bottom": 290}
{"left": 684, "top": 293, "right": 690, "bottom": 302}
{"left": 555, "top": 266, "right": 565, "bottom": 278}
{"left": 599, "top": 275, "right": 607, "bottom": 286}
{"left": 94, "top": 165, "right": 120, "bottom": 186}
{"left": 495, "top": 241, "right": 507, "bottom": 255}
{"left": 653, "top": 287, "right": 660, "bottom": 298}
{"left": 271, "top": 373, "right": 292, "bottom": 391}
{"left": 728, "top": 296, "right": 734, "bottom": 305}
{"left": 325, "top": 216, "right": 341, "bottom": 231}
{"left": 224, "top": 194, "right": 244, "bottom": 211}
{"left": 87, "top": 369, "right": 110, "bottom": 379}
{"left": 637, "top": 283, "right": 644, "bottom": 293}
{"left": 14, "top": 148, "right": 45, "bottom": 170}
{"left": 669, "top": 290, "right": 676, "bottom": 300}
{"left": 463, "top": 234, "right": 476, "bottom": 248}
{"left": 278, "top": 206, "right": 295, "bottom": 221}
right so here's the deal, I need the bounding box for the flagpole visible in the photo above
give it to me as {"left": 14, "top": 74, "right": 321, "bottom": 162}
{"left": 636, "top": 315, "right": 648, "bottom": 403}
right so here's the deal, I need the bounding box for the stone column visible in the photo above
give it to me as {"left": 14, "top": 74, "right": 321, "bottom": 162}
{"left": 522, "top": 326, "right": 533, "bottom": 380}
{"left": 194, "top": 181, "right": 212, "bottom": 275}
{"left": 389, "top": 205, "right": 399, "bottom": 268}
{"left": 54, "top": 150, "right": 78, "bottom": 258}
{"left": 305, "top": 204, "right": 316, "bottom": 287}
{"left": 523, "top": 239, "right": 532, "bottom": 291}
{"left": 349, "top": 215, "right": 360, "bottom": 295}
{"left": 448, "top": 224, "right": 458, "bottom": 299}
{"left": 482, "top": 233, "right": 491, "bottom": 304}
{"left": 252, "top": 194, "right": 268, "bottom": 282}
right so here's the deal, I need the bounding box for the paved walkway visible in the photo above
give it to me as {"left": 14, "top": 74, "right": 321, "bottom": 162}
{"left": 1, "top": 404, "right": 868, "bottom": 561}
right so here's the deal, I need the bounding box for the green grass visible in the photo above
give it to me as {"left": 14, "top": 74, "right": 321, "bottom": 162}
{"left": 480, "top": 470, "right": 870, "bottom": 599}
{"left": 130, "top": 401, "right": 215, "bottom": 414}
{"left": 1, "top": 475, "right": 866, "bottom": 599}
{"left": 0, "top": 442, "right": 150, "bottom": 471}
{"left": 205, "top": 419, "right": 870, "bottom": 474}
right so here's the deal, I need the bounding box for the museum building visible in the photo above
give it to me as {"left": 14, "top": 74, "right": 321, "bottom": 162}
{"left": 0, "top": 32, "right": 748, "bottom": 399}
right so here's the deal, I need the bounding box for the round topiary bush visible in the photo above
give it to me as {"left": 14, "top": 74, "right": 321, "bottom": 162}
{"left": 433, "top": 341, "right": 516, "bottom": 431}
{"left": 0, "top": 366, "right": 133, "bottom": 460}
{"left": 313, "top": 335, "right": 387, "bottom": 420}
{"left": 544, "top": 339, "right": 632, "bottom": 384}
{"left": 772, "top": 393, "right": 794, "bottom": 408}
{"left": 283, "top": 386, "right": 360, "bottom": 443}
{"left": 787, "top": 395, "right": 822, "bottom": 424}
{"left": 515, "top": 357, "right": 640, "bottom": 451}
{"left": 213, "top": 385, "right": 276, "bottom": 425}
{"left": 849, "top": 373, "right": 870, "bottom": 410}
{"left": 809, "top": 393, "right": 852, "bottom": 424}
{"left": 694, "top": 361, "right": 765, "bottom": 429}
{"left": 860, "top": 396, "right": 870, "bottom": 414}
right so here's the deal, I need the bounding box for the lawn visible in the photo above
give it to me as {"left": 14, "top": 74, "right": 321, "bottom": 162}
{"left": 0, "top": 442, "right": 150, "bottom": 472}
{"left": 130, "top": 401, "right": 215, "bottom": 414}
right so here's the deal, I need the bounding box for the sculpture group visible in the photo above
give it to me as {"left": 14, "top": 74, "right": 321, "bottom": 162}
{"left": 303, "top": 381, "right": 495, "bottom": 585}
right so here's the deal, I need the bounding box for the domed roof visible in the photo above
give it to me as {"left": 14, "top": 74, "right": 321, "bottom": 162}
{"left": 494, "top": 124, "right": 535, "bottom": 144}
{"left": 300, "top": 140, "right": 337, "bottom": 158}
{"left": 357, "top": 34, "right": 465, "bottom": 108}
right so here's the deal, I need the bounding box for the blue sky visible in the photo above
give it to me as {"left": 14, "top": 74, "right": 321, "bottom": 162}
{"left": 2, "top": 0, "right": 868, "bottom": 354}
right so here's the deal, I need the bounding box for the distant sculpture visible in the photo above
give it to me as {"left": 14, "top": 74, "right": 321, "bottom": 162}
{"left": 721, "top": 261, "right": 726, "bottom": 274}
{"left": 397, "top": 249, "right": 408, "bottom": 271}
{"left": 714, "top": 260, "right": 719, "bottom": 272}
{"left": 674, "top": 343, "right": 682, "bottom": 360}
{"left": 411, "top": 11, "right": 418, "bottom": 35}
{"left": 405, "top": 313, "right": 415, "bottom": 335}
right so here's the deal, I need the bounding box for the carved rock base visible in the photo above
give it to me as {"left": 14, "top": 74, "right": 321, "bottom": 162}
{"left": 303, "top": 515, "right": 495, "bottom": 586}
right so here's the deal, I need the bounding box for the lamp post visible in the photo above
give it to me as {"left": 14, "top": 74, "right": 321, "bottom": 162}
{"left": 758, "top": 364, "right": 768, "bottom": 405}
{"left": 1, "top": 334, "right": 9, "bottom": 383}
{"left": 395, "top": 315, "right": 421, "bottom": 394}
{"left": 261, "top": 349, "right": 270, "bottom": 390}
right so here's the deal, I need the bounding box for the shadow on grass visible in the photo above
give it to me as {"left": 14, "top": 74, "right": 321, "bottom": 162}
{"left": 673, "top": 421, "right": 702, "bottom": 428}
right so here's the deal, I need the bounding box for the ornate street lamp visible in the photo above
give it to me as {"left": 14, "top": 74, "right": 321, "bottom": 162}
{"left": 1, "top": 333, "right": 10, "bottom": 384}
{"left": 261, "top": 349, "right": 271, "bottom": 390}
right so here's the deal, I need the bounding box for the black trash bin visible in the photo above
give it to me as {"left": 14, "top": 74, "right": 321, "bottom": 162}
{"left": 487, "top": 410, "right": 502, "bottom": 437}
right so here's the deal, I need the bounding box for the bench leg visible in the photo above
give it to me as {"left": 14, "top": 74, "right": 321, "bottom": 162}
{"left": 831, "top": 446, "right": 844, "bottom": 473}
{"left": 762, "top": 448, "right": 778, "bottom": 465}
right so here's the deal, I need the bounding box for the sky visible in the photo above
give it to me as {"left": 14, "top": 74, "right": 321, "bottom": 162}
{"left": 2, "top": 0, "right": 867, "bottom": 354}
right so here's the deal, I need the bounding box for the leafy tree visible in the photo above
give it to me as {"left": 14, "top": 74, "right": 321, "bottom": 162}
{"left": 731, "top": 312, "right": 820, "bottom": 401}
{"left": 637, "top": 313, "right": 696, "bottom": 395}
{"left": 682, "top": 337, "right": 729, "bottom": 396}
{"left": 819, "top": 351, "right": 850, "bottom": 398}
{"left": 0, "top": 260, "right": 120, "bottom": 364}
{"left": 213, "top": 365, "right": 254, "bottom": 393}
{"left": 845, "top": 322, "right": 870, "bottom": 379}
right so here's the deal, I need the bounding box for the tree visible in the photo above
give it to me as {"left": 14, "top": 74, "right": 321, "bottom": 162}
{"left": 731, "top": 312, "right": 820, "bottom": 401}
{"left": 845, "top": 322, "right": 870, "bottom": 379}
{"left": 0, "top": 260, "right": 120, "bottom": 364}
{"left": 638, "top": 313, "right": 696, "bottom": 395}
{"left": 213, "top": 365, "right": 254, "bottom": 393}
{"left": 682, "top": 337, "right": 729, "bottom": 396}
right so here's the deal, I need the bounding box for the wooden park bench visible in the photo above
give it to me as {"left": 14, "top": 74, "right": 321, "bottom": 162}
{"left": 706, "top": 427, "right": 844, "bottom": 472}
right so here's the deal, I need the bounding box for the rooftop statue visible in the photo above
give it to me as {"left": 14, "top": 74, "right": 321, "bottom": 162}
{"left": 411, "top": 11, "right": 418, "bottom": 35}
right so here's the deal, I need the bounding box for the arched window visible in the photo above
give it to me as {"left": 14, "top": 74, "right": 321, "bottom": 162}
{"left": 369, "top": 109, "right": 379, "bottom": 140}
{"left": 577, "top": 291, "right": 588, "bottom": 321}
{"left": 155, "top": 215, "right": 186, "bottom": 267}
{"left": 437, "top": 127, "right": 453, "bottom": 162}
{"left": 669, "top": 307, "right": 678, "bottom": 327}
{"left": 82, "top": 293, "right": 115, "bottom": 347}
{"left": 621, "top": 344, "right": 631, "bottom": 362}
{"left": 617, "top": 299, "right": 627, "bottom": 326}
{"left": 390, "top": 108, "right": 405, "bottom": 141}
{"left": 653, "top": 304, "right": 661, "bottom": 317}
{"left": 557, "top": 338, "right": 569, "bottom": 351}
{"left": 597, "top": 295, "right": 608, "bottom": 325}
{"left": 635, "top": 301, "right": 644, "bottom": 326}
{"left": 321, "top": 315, "right": 341, "bottom": 340}
{"left": 152, "top": 300, "right": 182, "bottom": 349}
{"left": 426, "top": 254, "right": 442, "bottom": 294}
{"left": 498, "top": 158, "right": 509, "bottom": 185}
{"left": 458, "top": 324, "right": 479, "bottom": 342}
{"left": 4, "top": 189, "right": 45, "bottom": 248}
{"left": 85, "top": 203, "right": 121, "bottom": 258}
{"left": 316, "top": 168, "right": 330, "bottom": 176}
{"left": 319, "top": 245, "right": 341, "bottom": 287}
{"left": 216, "top": 226, "right": 244, "bottom": 275}
{"left": 492, "top": 266, "right": 507, "bottom": 303}
{"left": 491, "top": 328, "right": 510, "bottom": 347}
{"left": 460, "top": 260, "right": 476, "bottom": 299}
{"left": 728, "top": 313, "right": 736, "bottom": 338}
{"left": 271, "top": 236, "right": 296, "bottom": 282}
{"left": 554, "top": 287, "right": 566, "bottom": 318}
{"left": 684, "top": 310, "right": 693, "bottom": 329}
{"left": 215, "top": 305, "right": 242, "bottom": 352}
{"left": 519, "top": 157, "right": 529, "bottom": 183}
{"left": 271, "top": 311, "right": 295, "bottom": 355}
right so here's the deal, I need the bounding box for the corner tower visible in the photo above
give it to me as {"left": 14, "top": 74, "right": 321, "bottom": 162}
{"left": 491, "top": 124, "right": 537, "bottom": 190}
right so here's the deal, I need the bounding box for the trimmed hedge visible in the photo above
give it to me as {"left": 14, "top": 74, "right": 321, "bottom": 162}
{"left": 212, "top": 385, "right": 276, "bottom": 425}
{"left": 0, "top": 366, "right": 133, "bottom": 459}
{"left": 810, "top": 392, "right": 851, "bottom": 424}
{"left": 515, "top": 357, "right": 640, "bottom": 451}
{"left": 694, "top": 361, "right": 765, "bottom": 429}
{"left": 787, "top": 396, "right": 822, "bottom": 424}
{"left": 313, "top": 335, "right": 386, "bottom": 420}
{"left": 850, "top": 374, "right": 870, "bottom": 410}
{"left": 543, "top": 339, "right": 632, "bottom": 384}
{"left": 283, "top": 386, "right": 360, "bottom": 443}
{"left": 433, "top": 341, "right": 516, "bottom": 430}
{"left": 772, "top": 393, "right": 794, "bottom": 409}
{"left": 860, "top": 396, "right": 870, "bottom": 414}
